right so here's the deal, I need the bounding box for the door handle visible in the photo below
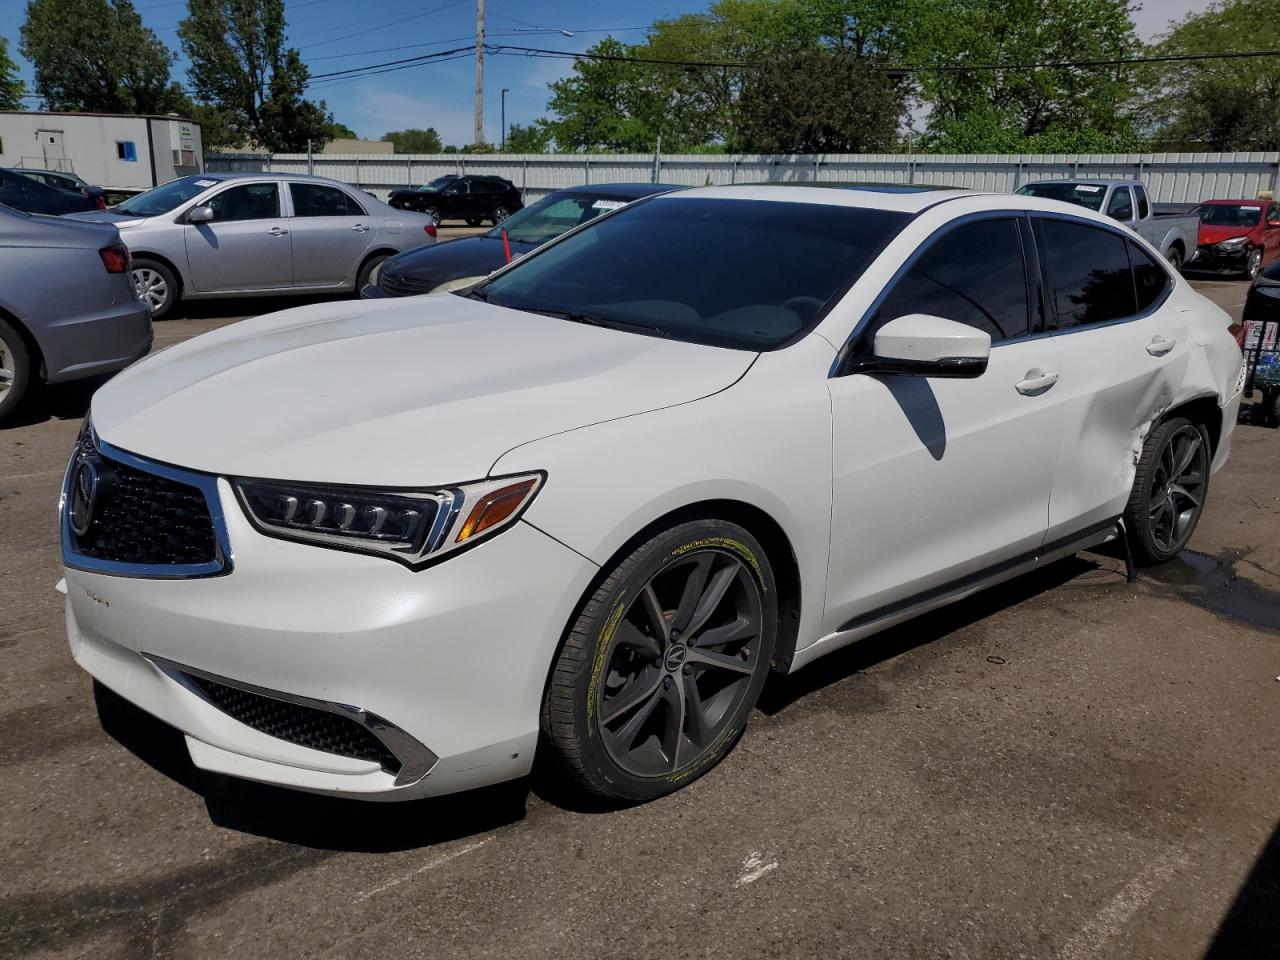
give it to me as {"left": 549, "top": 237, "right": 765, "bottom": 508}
{"left": 351, "top": 224, "right": 370, "bottom": 233}
{"left": 1147, "top": 336, "right": 1176, "bottom": 357}
{"left": 1014, "top": 369, "right": 1060, "bottom": 396}
{"left": 267, "top": 226, "right": 289, "bottom": 236}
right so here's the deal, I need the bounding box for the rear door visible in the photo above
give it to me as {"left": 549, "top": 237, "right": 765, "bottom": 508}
{"left": 184, "top": 181, "right": 292, "bottom": 292}
{"left": 1033, "top": 215, "right": 1188, "bottom": 541}
{"left": 287, "top": 181, "right": 376, "bottom": 286}
{"left": 824, "top": 215, "right": 1063, "bottom": 632}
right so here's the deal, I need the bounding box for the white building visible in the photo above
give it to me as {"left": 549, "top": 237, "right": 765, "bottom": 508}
{"left": 0, "top": 111, "right": 203, "bottom": 192}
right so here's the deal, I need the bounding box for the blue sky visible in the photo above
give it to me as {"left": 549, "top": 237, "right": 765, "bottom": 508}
{"left": 0, "top": 0, "right": 1212, "bottom": 146}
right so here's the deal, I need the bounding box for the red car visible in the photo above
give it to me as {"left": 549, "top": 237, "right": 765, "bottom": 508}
{"left": 1188, "top": 198, "right": 1280, "bottom": 279}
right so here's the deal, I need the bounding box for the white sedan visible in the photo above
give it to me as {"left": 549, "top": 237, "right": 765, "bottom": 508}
{"left": 60, "top": 185, "right": 1244, "bottom": 804}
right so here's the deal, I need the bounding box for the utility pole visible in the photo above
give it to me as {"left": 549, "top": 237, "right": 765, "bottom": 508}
{"left": 501, "top": 88, "right": 509, "bottom": 150}
{"left": 474, "top": 0, "right": 484, "bottom": 146}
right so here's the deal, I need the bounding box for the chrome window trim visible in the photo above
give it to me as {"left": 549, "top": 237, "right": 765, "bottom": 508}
{"left": 146, "top": 654, "right": 439, "bottom": 787}
{"left": 60, "top": 428, "right": 234, "bottom": 580}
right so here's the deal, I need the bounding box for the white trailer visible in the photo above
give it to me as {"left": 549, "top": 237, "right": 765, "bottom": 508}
{"left": 0, "top": 111, "right": 203, "bottom": 194}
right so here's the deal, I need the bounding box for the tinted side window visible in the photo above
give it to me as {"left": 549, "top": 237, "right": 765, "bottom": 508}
{"left": 290, "top": 182, "right": 364, "bottom": 217}
{"left": 1036, "top": 218, "right": 1137, "bottom": 328}
{"left": 474, "top": 181, "right": 503, "bottom": 194}
{"left": 1130, "top": 242, "right": 1170, "bottom": 312}
{"left": 1106, "top": 188, "right": 1133, "bottom": 221}
{"left": 867, "top": 218, "right": 1030, "bottom": 343}
{"left": 205, "top": 183, "right": 279, "bottom": 222}
{"left": 1134, "top": 186, "right": 1150, "bottom": 219}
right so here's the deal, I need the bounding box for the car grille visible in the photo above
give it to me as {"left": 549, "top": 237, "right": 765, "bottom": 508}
{"left": 185, "top": 673, "right": 402, "bottom": 773}
{"left": 380, "top": 271, "right": 436, "bottom": 297}
{"left": 71, "top": 453, "right": 217, "bottom": 566}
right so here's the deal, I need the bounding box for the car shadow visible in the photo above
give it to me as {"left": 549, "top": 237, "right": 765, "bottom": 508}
{"left": 169, "top": 292, "right": 356, "bottom": 320}
{"left": 92, "top": 681, "right": 529, "bottom": 853}
{"left": 1202, "top": 816, "right": 1280, "bottom": 959}
{"left": 2, "top": 376, "right": 105, "bottom": 429}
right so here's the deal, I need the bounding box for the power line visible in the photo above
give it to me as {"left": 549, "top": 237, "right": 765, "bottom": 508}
{"left": 304, "top": 27, "right": 647, "bottom": 63}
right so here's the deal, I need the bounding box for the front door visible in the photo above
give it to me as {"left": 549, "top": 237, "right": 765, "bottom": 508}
{"left": 184, "top": 181, "right": 292, "bottom": 292}
{"left": 824, "top": 216, "right": 1063, "bottom": 633}
{"left": 286, "top": 181, "right": 376, "bottom": 286}
{"left": 36, "top": 129, "right": 64, "bottom": 167}
{"left": 1032, "top": 215, "right": 1191, "bottom": 540}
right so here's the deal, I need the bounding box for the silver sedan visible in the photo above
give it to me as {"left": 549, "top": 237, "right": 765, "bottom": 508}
{"left": 71, "top": 173, "right": 437, "bottom": 319}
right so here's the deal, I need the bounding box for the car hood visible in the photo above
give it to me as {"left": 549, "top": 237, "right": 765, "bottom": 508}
{"left": 91, "top": 295, "right": 754, "bottom": 485}
{"left": 383, "top": 235, "right": 538, "bottom": 286}
{"left": 1198, "top": 223, "right": 1258, "bottom": 245}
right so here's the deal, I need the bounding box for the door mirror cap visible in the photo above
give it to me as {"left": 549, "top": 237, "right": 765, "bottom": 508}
{"left": 851, "top": 314, "right": 991, "bottom": 378}
{"left": 188, "top": 205, "right": 214, "bottom": 223}
{"left": 1268, "top": 218, "right": 1280, "bottom": 228}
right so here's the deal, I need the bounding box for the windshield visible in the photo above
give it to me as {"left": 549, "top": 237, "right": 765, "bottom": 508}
{"left": 475, "top": 197, "right": 908, "bottom": 351}
{"left": 418, "top": 176, "right": 457, "bottom": 192}
{"left": 1016, "top": 182, "right": 1108, "bottom": 212}
{"left": 115, "top": 175, "right": 221, "bottom": 217}
{"left": 1194, "top": 204, "right": 1262, "bottom": 227}
{"left": 487, "top": 191, "right": 641, "bottom": 245}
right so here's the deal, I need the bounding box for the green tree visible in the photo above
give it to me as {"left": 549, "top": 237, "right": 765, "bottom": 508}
{"left": 734, "top": 47, "right": 905, "bottom": 152}
{"left": 0, "top": 37, "right": 22, "bottom": 110}
{"left": 502, "top": 121, "right": 552, "bottom": 152}
{"left": 178, "top": 0, "right": 333, "bottom": 152}
{"left": 20, "top": 0, "right": 185, "bottom": 113}
{"left": 327, "top": 121, "right": 358, "bottom": 139}
{"left": 914, "top": 0, "right": 1141, "bottom": 152}
{"left": 1145, "top": 0, "right": 1280, "bottom": 151}
{"left": 384, "top": 127, "right": 443, "bottom": 152}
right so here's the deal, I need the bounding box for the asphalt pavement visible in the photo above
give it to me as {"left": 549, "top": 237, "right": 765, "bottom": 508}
{"left": 1, "top": 273, "right": 1277, "bottom": 960}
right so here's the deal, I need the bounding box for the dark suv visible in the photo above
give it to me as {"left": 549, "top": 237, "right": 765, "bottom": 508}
{"left": 387, "top": 175, "right": 523, "bottom": 226}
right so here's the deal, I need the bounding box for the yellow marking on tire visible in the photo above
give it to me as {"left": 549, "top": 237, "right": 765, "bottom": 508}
{"left": 587, "top": 598, "right": 626, "bottom": 733}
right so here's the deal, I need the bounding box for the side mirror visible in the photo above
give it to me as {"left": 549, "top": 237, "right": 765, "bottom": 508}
{"left": 846, "top": 314, "right": 991, "bottom": 378}
{"left": 188, "top": 205, "right": 214, "bottom": 223}
{"left": 1268, "top": 218, "right": 1280, "bottom": 229}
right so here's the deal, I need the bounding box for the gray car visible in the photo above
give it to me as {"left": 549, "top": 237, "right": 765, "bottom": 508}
{"left": 71, "top": 173, "right": 438, "bottom": 319}
{"left": 0, "top": 204, "right": 151, "bottom": 422}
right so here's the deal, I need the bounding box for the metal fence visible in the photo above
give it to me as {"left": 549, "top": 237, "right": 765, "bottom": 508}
{"left": 207, "top": 150, "right": 1280, "bottom": 205}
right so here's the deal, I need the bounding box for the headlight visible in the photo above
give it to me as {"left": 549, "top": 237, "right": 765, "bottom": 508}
{"left": 233, "top": 473, "right": 544, "bottom": 567}
{"left": 430, "top": 275, "right": 484, "bottom": 294}
{"left": 1217, "top": 236, "right": 1250, "bottom": 251}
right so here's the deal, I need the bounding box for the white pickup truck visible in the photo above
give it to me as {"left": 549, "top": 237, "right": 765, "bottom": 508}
{"left": 1015, "top": 179, "right": 1200, "bottom": 272}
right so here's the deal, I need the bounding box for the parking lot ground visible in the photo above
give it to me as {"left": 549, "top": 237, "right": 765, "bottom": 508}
{"left": 1, "top": 279, "right": 1277, "bottom": 959}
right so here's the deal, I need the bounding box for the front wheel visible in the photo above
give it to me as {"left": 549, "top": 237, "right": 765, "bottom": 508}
{"left": 1124, "top": 416, "right": 1211, "bottom": 564}
{"left": 423, "top": 206, "right": 441, "bottom": 225}
{"left": 0, "top": 317, "right": 32, "bottom": 422}
{"left": 131, "top": 258, "right": 178, "bottom": 320}
{"left": 1246, "top": 248, "right": 1263, "bottom": 281}
{"left": 542, "top": 519, "right": 778, "bottom": 802}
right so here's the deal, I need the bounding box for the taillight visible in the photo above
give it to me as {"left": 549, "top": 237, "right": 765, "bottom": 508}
{"left": 95, "top": 195, "right": 106, "bottom": 210}
{"left": 99, "top": 242, "right": 130, "bottom": 273}
{"left": 425, "top": 223, "right": 437, "bottom": 238}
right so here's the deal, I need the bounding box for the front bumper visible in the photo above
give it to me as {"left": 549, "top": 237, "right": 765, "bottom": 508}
{"left": 64, "top": 461, "right": 598, "bottom": 800}
{"left": 41, "top": 297, "right": 152, "bottom": 384}
{"left": 1187, "top": 245, "right": 1251, "bottom": 274}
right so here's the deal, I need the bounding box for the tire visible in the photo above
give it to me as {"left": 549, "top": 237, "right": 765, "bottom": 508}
{"left": 423, "top": 206, "right": 441, "bottom": 225}
{"left": 0, "top": 317, "right": 32, "bottom": 423}
{"left": 1166, "top": 247, "right": 1183, "bottom": 273}
{"left": 492, "top": 205, "right": 512, "bottom": 225}
{"left": 131, "top": 258, "right": 178, "bottom": 320}
{"left": 356, "top": 253, "right": 390, "bottom": 292}
{"left": 1124, "top": 416, "right": 1211, "bottom": 564}
{"left": 1246, "top": 248, "right": 1263, "bottom": 281}
{"left": 542, "top": 519, "right": 778, "bottom": 803}
{"left": 1264, "top": 388, "right": 1280, "bottom": 427}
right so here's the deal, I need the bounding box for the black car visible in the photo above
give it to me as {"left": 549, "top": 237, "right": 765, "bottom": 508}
{"left": 1243, "top": 256, "right": 1280, "bottom": 422}
{"left": 363, "top": 182, "right": 681, "bottom": 299}
{"left": 387, "top": 174, "right": 523, "bottom": 225}
{"left": 0, "top": 168, "right": 103, "bottom": 215}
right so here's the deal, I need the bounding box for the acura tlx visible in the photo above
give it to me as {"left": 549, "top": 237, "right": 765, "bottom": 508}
{"left": 60, "top": 185, "right": 1243, "bottom": 804}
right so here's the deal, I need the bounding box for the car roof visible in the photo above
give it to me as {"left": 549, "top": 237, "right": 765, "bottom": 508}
{"left": 1022, "top": 178, "right": 1134, "bottom": 187}
{"left": 557, "top": 182, "right": 683, "bottom": 199}
{"left": 657, "top": 182, "right": 974, "bottom": 213}
{"left": 185, "top": 172, "right": 362, "bottom": 189}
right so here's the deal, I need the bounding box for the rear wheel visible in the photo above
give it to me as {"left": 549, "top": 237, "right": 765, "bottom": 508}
{"left": 357, "top": 253, "right": 390, "bottom": 292}
{"left": 542, "top": 519, "right": 777, "bottom": 802}
{"left": 492, "top": 205, "right": 512, "bottom": 225}
{"left": 1166, "top": 247, "right": 1183, "bottom": 273}
{"left": 1124, "top": 416, "right": 1210, "bottom": 564}
{"left": 131, "top": 258, "right": 178, "bottom": 320}
{"left": 0, "top": 317, "right": 32, "bottom": 422}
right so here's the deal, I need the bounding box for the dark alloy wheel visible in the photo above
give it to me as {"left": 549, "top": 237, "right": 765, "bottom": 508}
{"left": 423, "top": 206, "right": 441, "bottom": 225}
{"left": 492, "top": 205, "right": 512, "bottom": 225}
{"left": 542, "top": 519, "right": 777, "bottom": 802}
{"left": 1124, "top": 416, "right": 1210, "bottom": 564}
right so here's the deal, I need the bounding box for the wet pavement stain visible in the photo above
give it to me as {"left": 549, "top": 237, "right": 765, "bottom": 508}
{"left": 1144, "top": 550, "right": 1280, "bottom": 631}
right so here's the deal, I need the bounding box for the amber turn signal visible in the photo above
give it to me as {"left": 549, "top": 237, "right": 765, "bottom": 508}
{"left": 456, "top": 478, "right": 540, "bottom": 543}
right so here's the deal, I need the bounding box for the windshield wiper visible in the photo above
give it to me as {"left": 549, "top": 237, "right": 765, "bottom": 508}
{"left": 527, "top": 308, "right": 669, "bottom": 338}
